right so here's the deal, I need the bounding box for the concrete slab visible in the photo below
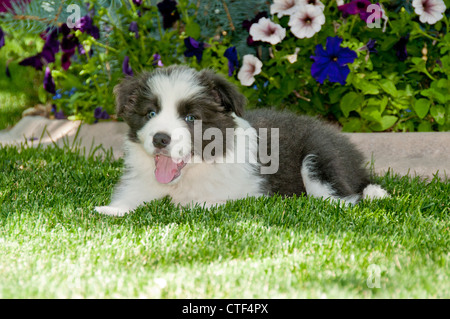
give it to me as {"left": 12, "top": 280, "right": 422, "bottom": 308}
{"left": 1, "top": 116, "right": 449, "bottom": 180}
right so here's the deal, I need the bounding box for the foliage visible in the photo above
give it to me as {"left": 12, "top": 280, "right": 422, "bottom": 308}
{"left": 1, "top": 0, "right": 449, "bottom": 131}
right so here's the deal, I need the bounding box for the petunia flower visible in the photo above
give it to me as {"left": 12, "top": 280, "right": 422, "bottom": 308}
{"left": 19, "top": 54, "right": 44, "bottom": 70}
{"left": 76, "top": 15, "right": 100, "bottom": 39}
{"left": 338, "top": 0, "right": 371, "bottom": 20}
{"left": 288, "top": 4, "right": 325, "bottom": 39}
{"left": 184, "top": 37, "right": 205, "bottom": 63}
{"left": 237, "top": 54, "right": 263, "bottom": 86}
{"left": 393, "top": 35, "right": 409, "bottom": 61}
{"left": 310, "top": 36, "right": 357, "bottom": 85}
{"left": 129, "top": 21, "right": 139, "bottom": 39}
{"left": 249, "top": 17, "right": 286, "bottom": 45}
{"left": 242, "top": 11, "right": 269, "bottom": 46}
{"left": 43, "top": 67, "right": 56, "bottom": 94}
{"left": 412, "top": 0, "right": 446, "bottom": 25}
{"left": 122, "top": 56, "right": 133, "bottom": 76}
{"left": 0, "top": 27, "right": 4, "bottom": 49}
{"left": 224, "top": 46, "right": 239, "bottom": 77}
{"left": 40, "top": 28, "right": 60, "bottom": 63}
{"left": 157, "top": 0, "right": 180, "bottom": 29}
{"left": 270, "top": 0, "right": 300, "bottom": 18}
{"left": 132, "top": 0, "right": 142, "bottom": 6}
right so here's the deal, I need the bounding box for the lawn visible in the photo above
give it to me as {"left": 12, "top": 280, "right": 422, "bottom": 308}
{"left": 0, "top": 142, "right": 448, "bottom": 298}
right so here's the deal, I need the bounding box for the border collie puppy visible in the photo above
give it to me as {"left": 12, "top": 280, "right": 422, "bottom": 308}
{"left": 95, "top": 65, "right": 388, "bottom": 216}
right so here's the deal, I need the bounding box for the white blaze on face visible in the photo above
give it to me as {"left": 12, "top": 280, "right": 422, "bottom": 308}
{"left": 136, "top": 68, "right": 203, "bottom": 184}
{"left": 137, "top": 68, "right": 202, "bottom": 161}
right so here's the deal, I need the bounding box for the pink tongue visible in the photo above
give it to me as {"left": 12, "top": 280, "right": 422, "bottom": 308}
{"left": 155, "top": 156, "right": 179, "bottom": 184}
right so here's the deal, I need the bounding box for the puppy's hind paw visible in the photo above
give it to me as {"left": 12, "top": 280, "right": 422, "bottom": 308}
{"left": 95, "top": 206, "right": 129, "bottom": 217}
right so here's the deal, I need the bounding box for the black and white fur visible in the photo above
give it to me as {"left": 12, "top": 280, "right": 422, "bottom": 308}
{"left": 95, "top": 65, "right": 388, "bottom": 216}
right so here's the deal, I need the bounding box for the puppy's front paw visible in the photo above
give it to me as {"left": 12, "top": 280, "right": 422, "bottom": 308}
{"left": 95, "top": 206, "right": 129, "bottom": 217}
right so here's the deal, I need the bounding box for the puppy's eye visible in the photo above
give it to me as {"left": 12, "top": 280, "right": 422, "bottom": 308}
{"left": 147, "top": 111, "right": 157, "bottom": 119}
{"left": 185, "top": 115, "right": 196, "bottom": 122}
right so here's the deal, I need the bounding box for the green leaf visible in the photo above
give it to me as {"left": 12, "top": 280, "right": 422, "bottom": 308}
{"left": 370, "top": 115, "right": 398, "bottom": 131}
{"left": 430, "top": 105, "right": 446, "bottom": 125}
{"left": 418, "top": 121, "right": 432, "bottom": 132}
{"left": 413, "top": 99, "right": 431, "bottom": 119}
{"left": 379, "top": 80, "right": 398, "bottom": 97}
{"left": 185, "top": 22, "right": 201, "bottom": 38}
{"left": 341, "top": 118, "right": 362, "bottom": 132}
{"left": 340, "top": 92, "right": 364, "bottom": 117}
{"left": 38, "top": 86, "right": 48, "bottom": 104}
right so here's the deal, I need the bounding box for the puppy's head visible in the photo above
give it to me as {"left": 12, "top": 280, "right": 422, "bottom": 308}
{"left": 114, "top": 65, "right": 246, "bottom": 184}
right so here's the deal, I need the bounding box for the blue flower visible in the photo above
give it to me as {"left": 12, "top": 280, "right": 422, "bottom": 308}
{"left": 223, "top": 46, "right": 238, "bottom": 77}
{"left": 122, "top": 56, "right": 133, "bottom": 76}
{"left": 184, "top": 37, "right": 204, "bottom": 63}
{"left": 366, "top": 39, "right": 378, "bottom": 54}
{"left": 310, "top": 37, "right": 357, "bottom": 86}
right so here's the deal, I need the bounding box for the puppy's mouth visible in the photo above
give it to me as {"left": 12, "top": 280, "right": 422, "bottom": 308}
{"left": 154, "top": 155, "right": 187, "bottom": 184}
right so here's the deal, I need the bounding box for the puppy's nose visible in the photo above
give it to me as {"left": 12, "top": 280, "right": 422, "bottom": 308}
{"left": 153, "top": 133, "right": 171, "bottom": 149}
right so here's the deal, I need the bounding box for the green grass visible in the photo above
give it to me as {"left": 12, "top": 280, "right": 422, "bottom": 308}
{"left": 0, "top": 143, "right": 449, "bottom": 298}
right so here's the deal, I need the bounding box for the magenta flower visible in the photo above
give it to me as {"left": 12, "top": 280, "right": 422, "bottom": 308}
{"left": 338, "top": 0, "right": 379, "bottom": 22}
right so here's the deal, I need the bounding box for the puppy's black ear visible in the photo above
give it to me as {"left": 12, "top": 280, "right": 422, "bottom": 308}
{"left": 113, "top": 72, "right": 150, "bottom": 118}
{"left": 199, "top": 70, "right": 246, "bottom": 117}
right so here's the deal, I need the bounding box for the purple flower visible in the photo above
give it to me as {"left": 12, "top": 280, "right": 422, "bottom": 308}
{"left": 366, "top": 39, "right": 377, "bottom": 54}
{"left": 0, "top": 27, "right": 5, "bottom": 49}
{"left": 394, "top": 35, "right": 409, "bottom": 61}
{"left": 132, "top": 0, "right": 142, "bottom": 6}
{"left": 19, "top": 54, "right": 44, "bottom": 70}
{"left": 76, "top": 15, "right": 100, "bottom": 39}
{"left": 224, "top": 46, "right": 238, "bottom": 77}
{"left": 129, "top": 21, "right": 139, "bottom": 39}
{"left": 310, "top": 36, "right": 357, "bottom": 86}
{"left": 184, "top": 37, "right": 205, "bottom": 63}
{"left": 94, "top": 107, "right": 110, "bottom": 121}
{"left": 43, "top": 67, "right": 56, "bottom": 94}
{"left": 122, "top": 56, "right": 133, "bottom": 76}
{"left": 243, "top": 11, "right": 268, "bottom": 46}
{"left": 153, "top": 53, "right": 164, "bottom": 67}
{"left": 157, "top": 0, "right": 180, "bottom": 29}
{"left": 51, "top": 105, "right": 66, "bottom": 120}
{"left": 338, "top": 0, "right": 372, "bottom": 21}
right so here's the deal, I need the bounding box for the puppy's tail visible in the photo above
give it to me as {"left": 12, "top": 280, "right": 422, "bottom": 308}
{"left": 362, "top": 184, "right": 389, "bottom": 200}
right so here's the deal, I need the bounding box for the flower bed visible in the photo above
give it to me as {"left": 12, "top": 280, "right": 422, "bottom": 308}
{"left": 1, "top": 0, "right": 449, "bottom": 131}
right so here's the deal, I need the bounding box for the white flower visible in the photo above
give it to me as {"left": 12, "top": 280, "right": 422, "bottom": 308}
{"left": 270, "top": 0, "right": 300, "bottom": 18}
{"left": 288, "top": 4, "right": 326, "bottom": 39}
{"left": 249, "top": 17, "right": 286, "bottom": 45}
{"left": 286, "top": 47, "right": 301, "bottom": 63}
{"left": 237, "top": 55, "right": 263, "bottom": 86}
{"left": 298, "top": 0, "right": 325, "bottom": 11}
{"left": 412, "top": 0, "right": 446, "bottom": 25}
